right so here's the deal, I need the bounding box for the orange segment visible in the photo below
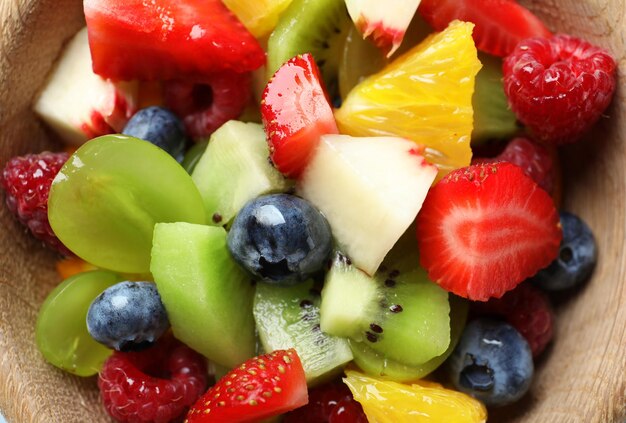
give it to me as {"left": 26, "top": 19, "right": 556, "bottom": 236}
{"left": 56, "top": 257, "right": 97, "bottom": 280}
{"left": 335, "top": 20, "right": 481, "bottom": 179}
{"left": 344, "top": 370, "right": 487, "bottom": 423}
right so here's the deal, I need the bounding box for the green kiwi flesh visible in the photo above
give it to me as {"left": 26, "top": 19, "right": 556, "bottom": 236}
{"left": 254, "top": 280, "right": 353, "bottom": 387}
{"left": 320, "top": 252, "right": 451, "bottom": 367}
{"left": 267, "top": 0, "right": 351, "bottom": 98}
{"left": 349, "top": 295, "right": 468, "bottom": 382}
{"left": 191, "top": 121, "right": 290, "bottom": 226}
{"left": 472, "top": 53, "right": 519, "bottom": 145}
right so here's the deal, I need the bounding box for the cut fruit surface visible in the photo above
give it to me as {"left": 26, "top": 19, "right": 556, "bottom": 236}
{"left": 335, "top": 20, "right": 481, "bottom": 179}
{"left": 34, "top": 27, "right": 137, "bottom": 146}
{"left": 472, "top": 53, "right": 518, "bottom": 144}
{"left": 298, "top": 134, "right": 437, "bottom": 275}
{"left": 416, "top": 162, "right": 562, "bottom": 301}
{"left": 345, "top": 0, "right": 421, "bottom": 57}
{"left": 223, "top": 0, "right": 293, "bottom": 38}
{"left": 320, "top": 252, "right": 450, "bottom": 367}
{"left": 418, "top": 0, "right": 551, "bottom": 57}
{"left": 267, "top": 0, "right": 351, "bottom": 98}
{"left": 150, "top": 223, "right": 256, "bottom": 367}
{"left": 84, "top": 0, "right": 265, "bottom": 81}
{"left": 48, "top": 135, "right": 205, "bottom": 274}
{"left": 254, "top": 280, "right": 353, "bottom": 386}
{"left": 262, "top": 54, "right": 338, "bottom": 177}
{"left": 349, "top": 295, "right": 468, "bottom": 382}
{"left": 344, "top": 370, "right": 487, "bottom": 423}
{"left": 191, "top": 121, "right": 290, "bottom": 225}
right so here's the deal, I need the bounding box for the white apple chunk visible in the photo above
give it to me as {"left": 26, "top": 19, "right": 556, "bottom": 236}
{"left": 345, "top": 0, "right": 421, "bottom": 57}
{"left": 298, "top": 134, "right": 437, "bottom": 275}
{"left": 34, "top": 27, "right": 138, "bottom": 146}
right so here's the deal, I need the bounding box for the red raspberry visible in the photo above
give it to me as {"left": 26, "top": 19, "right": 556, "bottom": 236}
{"left": 164, "top": 71, "right": 252, "bottom": 139}
{"left": 503, "top": 35, "right": 616, "bottom": 144}
{"left": 473, "top": 137, "right": 555, "bottom": 194}
{"left": 1, "top": 152, "right": 72, "bottom": 256}
{"left": 99, "top": 339, "right": 208, "bottom": 423}
{"left": 283, "top": 380, "right": 367, "bottom": 423}
{"left": 472, "top": 282, "right": 554, "bottom": 357}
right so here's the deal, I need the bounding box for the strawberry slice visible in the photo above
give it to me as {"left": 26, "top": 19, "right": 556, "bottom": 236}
{"left": 186, "top": 349, "right": 308, "bottom": 422}
{"left": 84, "top": 0, "right": 265, "bottom": 81}
{"left": 418, "top": 0, "right": 551, "bottom": 57}
{"left": 261, "top": 54, "right": 338, "bottom": 178}
{"left": 416, "top": 162, "right": 561, "bottom": 301}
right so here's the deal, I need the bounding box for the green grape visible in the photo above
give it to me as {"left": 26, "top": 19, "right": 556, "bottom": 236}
{"left": 36, "top": 270, "right": 124, "bottom": 376}
{"left": 48, "top": 135, "right": 206, "bottom": 273}
{"left": 181, "top": 140, "right": 208, "bottom": 174}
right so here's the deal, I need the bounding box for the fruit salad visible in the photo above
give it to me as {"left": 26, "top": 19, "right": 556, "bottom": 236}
{"left": 0, "top": 0, "right": 616, "bottom": 421}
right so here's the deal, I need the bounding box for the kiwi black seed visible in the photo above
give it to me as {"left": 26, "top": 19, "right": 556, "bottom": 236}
{"left": 267, "top": 0, "right": 352, "bottom": 99}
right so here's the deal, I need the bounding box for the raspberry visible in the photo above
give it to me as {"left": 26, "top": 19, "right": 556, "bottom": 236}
{"left": 99, "top": 338, "right": 208, "bottom": 423}
{"left": 1, "top": 152, "right": 72, "bottom": 256}
{"left": 503, "top": 35, "right": 616, "bottom": 144}
{"left": 164, "top": 71, "right": 252, "bottom": 139}
{"left": 472, "top": 282, "right": 554, "bottom": 357}
{"left": 283, "top": 380, "right": 367, "bottom": 423}
{"left": 473, "top": 137, "right": 556, "bottom": 194}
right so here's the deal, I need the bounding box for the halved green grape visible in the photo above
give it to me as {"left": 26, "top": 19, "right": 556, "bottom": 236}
{"left": 36, "top": 270, "right": 124, "bottom": 376}
{"left": 181, "top": 140, "right": 208, "bottom": 174}
{"left": 48, "top": 135, "right": 206, "bottom": 273}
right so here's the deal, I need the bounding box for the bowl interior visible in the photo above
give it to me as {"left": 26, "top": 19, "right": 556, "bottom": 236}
{"left": 0, "top": 0, "right": 624, "bottom": 422}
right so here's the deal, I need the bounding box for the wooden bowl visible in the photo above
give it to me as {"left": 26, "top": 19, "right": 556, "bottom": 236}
{"left": 0, "top": 0, "right": 624, "bottom": 421}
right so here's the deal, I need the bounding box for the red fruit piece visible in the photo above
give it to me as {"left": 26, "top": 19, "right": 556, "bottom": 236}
{"left": 472, "top": 282, "right": 554, "bottom": 357}
{"left": 1, "top": 152, "right": 72, "bottom": 256}
{"left": 261, "top": 53, "right": 338, "bottom": 178}
{"left": 99, "top": 338, "right": 208, "bottom": 423}
{"left": 416, "top": 162, "right": 562, "bottom": 301}
{"left": 164, "top": 72, "right": 252, "bottom": 139}
{"left": 84, "top": 0, "right": 265, "bottom": 81}
{"left": 283, "top": 380, "right": 367, "bottom": 423}
{"left": 472, "top": 137, "right": 555, "bottom": 194}
{"left": 418, "top": 0, "right": 551, "bottom": 57}
{"left": 186, "top": 349, "right": 308, "bottom": 423}
{"left": 503, "top": 34, "right": 617, "bottom": 144}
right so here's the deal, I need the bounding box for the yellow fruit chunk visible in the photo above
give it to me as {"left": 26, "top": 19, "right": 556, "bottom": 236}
{"left": 335, "top": 20, "right": 481, "bottom": 179}
{"left": 344, "top": 370, "right": 487, "bottom": 423}
{"left": 56, "top": 257, "right": 97, "bottom": 280}
{"left": 223, "top": 0, "right": 293, "bottom": 38}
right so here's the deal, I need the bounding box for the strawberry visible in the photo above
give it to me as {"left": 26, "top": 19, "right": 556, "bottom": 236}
{"left": 185, "top": 349, "right": 308, "bottom": 423}
{"left": 416, "top": 162, "right": 561, "bottom": 301}
{"left": 418, "top": 0, "right": 551, "bottom": 57}
{"left": 84, "top": 0, "right": 265, "bottom": 82}
{"left": 261, "top": 54, "right": 338, "bottom": 178}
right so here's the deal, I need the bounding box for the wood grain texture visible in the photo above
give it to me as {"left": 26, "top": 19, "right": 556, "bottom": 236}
{"left": 0, "top": 0, "right": 624, "bottom": 422}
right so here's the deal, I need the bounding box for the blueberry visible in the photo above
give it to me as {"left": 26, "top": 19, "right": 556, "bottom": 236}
{"left": 122, "top": 107, "right": 187, "bottom": 162}
{"left": 87, "top": 281, "right": 169, "bottom": 351}
{"left": 447, "top": 319, "right": 533, "bottom": 407}
{"left": 531, "top": 211, "right": 597, "bottom": 291}
{"left": 227, "top": 194, "right": 332, "bottom": 285}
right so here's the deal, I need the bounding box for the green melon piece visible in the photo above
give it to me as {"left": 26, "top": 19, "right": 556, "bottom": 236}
{"left": 191, "top": 120, "right": 290, "bottom": 225}
{"left": 150, "top": 222, "right": 255, "bottom": 367}
{"left": 254, "top": 280, "right": 353, "bottom": 386}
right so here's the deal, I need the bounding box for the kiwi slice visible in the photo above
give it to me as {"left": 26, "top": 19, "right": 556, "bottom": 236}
{"left": 267, "top": 0, "right": 351, "bottom": 98}
{"left": 191, "top": 120, "right": 291, "bottom": 226}
{"left": 254, "top": 280, "right": 353, "bottom": 386}
{"left": 472, "top": 53, "right": 519, "bottom": 145}
{"left": 320, "top": 252, "right": 450, "bottom": 367}
{"left": 349, "top": 296, "right": 468, "bottom": 382}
